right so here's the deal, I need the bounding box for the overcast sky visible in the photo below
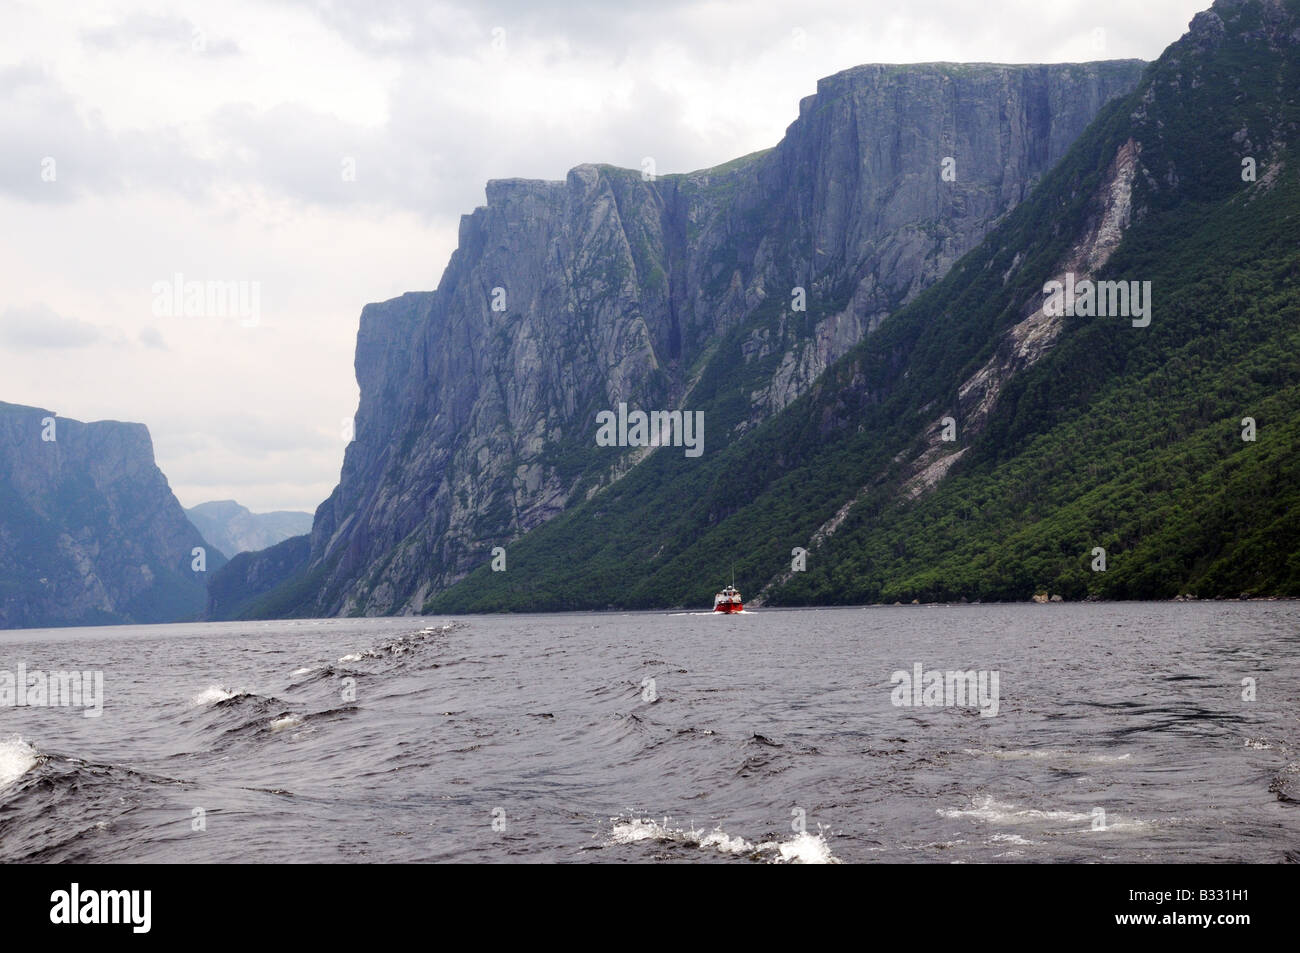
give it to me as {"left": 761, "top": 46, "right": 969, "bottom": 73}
{"left": 0, "top": 0, "right": 1209, "bottom": 514}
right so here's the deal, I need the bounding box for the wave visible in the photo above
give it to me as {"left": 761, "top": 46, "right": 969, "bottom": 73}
{"left": 606, "top": 816, "right": 840, "bottom": 863}
{"left": 180, "top": 685, "right": 303, "bottom": 747}
{"left": 331, "top": 620, "right": 461, "bottom": 668}
{"left": 269, "top": 714, "right": 304, "bottom": 732}
{"left": 288, "top": 664, "right": 345, "bottom": 687}
{"left": 187, "top": 687, "right": 281, "bottom": 716}
{"left": 0, "top": 736, "right": 40, "bottom": 790}
{"left": 0, "top": 741, "right": 191, "bottom": 862}
{"left": 1269, "top": 761, "right": 1299, "bottom": 802}
{"left": 191, "top": 685, "right": 251, "bottom": 707}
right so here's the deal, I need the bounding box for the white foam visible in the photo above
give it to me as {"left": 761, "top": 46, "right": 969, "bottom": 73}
{"left": 269, "top": 714, "right": 303, "bottom": 732}
{"left": 607, "top": 817, "right": 839, "bottom": 863}
{"left": 608, "top": 817, "right": 664, "bottom": 844}
{"left": 191, "top": 686, "right": 247, "bottom": 707}
{"left": 774, "top": 831, "right": 840, "bottom": 864}
{"left": 964, "top": 747, "right": 1132, "bottom": 764}
{"left": 939, "top": 795, "right": 1093, "bottom": 825}
{"left": 0, "top": 736, "right": 39, "bottom": 790}
{"left": 990, "top": 832, "right": 1036, "bottom": 845}
{"left": 939, "top": 795, "right": 1151, "bottom": 832}
{"left": 671, "top": 611, "right": 750, "bottom": 616}
{"left": 609, "top": 817, "right": 743, "bottom": 851}
{"left": 290, "top": 667, "right": 314, "bottom": 676}
{"left": 338, "top": 653, "right": 365, "bottom": 663}
{"left": 695, "top": 829, "right": 755, "bottom": 855}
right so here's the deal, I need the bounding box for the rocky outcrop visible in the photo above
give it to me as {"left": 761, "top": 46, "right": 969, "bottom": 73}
{"left": 215, "top": 59, "right": 1146, "bottom": 618}
{"left": 0, "top": 401, "right": 224, "bottom": 628}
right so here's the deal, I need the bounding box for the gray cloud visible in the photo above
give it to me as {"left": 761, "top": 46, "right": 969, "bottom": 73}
{"left": 0, "top": 65, "right": 214, "bottom": 203}
{"left": 1, "top": 1, "right": 1203, "bottom": 216}
{"left": 138, "top": 326, "right": 167, "bottom": 349}
{"left": 0, "top": 304, "right": 105, "bottom": 349}
{"left": 203, "top": 76, "right": 714, "bottom": 221}
{"left": 276, "top": 0, "right": 753, "bottom": 60}
{"left": 275, "top": 0, "right": 1183, "bottom": 65}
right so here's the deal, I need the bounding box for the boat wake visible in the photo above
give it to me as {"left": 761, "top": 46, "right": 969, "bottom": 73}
{"left": 0, "top": 738, "right": 191, "bottom": 862}
{"left": 605, "top": 815, "right": 840, "bottom": 863}
{"left": 0, "top": 736, "right": 40, "bottom": 791}
{"left": 670, "top": 610, "right": 754, "bottom": 616}
{"left": 937, "top": 795, "right": 1156, "bottom": 832}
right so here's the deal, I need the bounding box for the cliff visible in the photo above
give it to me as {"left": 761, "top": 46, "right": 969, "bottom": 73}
{"left": 426, "top": 0, "right": 1300, "bottom": 608}
{"left": 0, "top": 402, "right": 225, "bottom": 628}
{"left": 212, "top": 59, "right": 1148, "bottom": 618}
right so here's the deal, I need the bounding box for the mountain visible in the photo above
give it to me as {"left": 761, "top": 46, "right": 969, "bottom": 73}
{"left": 185, "top": 500, "right": 313, "bottom": 557}
{"left": 0, "top": 402, "right": 227, "bottom": 628}
{"left": 210, "top": 58, "right": 1146, "bottom": 619}
{"left": 425, "top": 0, "right": 1300, "bottom": 609}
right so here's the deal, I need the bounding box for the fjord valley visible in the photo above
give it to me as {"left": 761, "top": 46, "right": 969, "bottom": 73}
{"left": 2, "top": 0, "right": 1299, "bottom": 882}
{"left": 209, "top": 57, "right": 1164, "bottom": 619}
{"left": 3, "top": 0, "right": 1298, "bottom": 626}
{"left": 206, "top": 1, "right": 1300, "bottom": 618}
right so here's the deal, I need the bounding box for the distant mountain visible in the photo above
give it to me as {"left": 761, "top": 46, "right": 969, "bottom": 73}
{"left": 185, "top": 500, "right": 313, "bottom": 557}
{"left": 0, "top": 402, "right": 226, "bottom": 628}
{"left": 210, "top": 57, "right": 1146, "bottom": 619}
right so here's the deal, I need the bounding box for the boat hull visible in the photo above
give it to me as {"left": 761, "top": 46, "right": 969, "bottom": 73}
{"left": 713, "top": 603, "right": 744, "bottom": 613}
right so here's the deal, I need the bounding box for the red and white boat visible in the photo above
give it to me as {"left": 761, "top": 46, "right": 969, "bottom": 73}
{"left": 713, "top": 584, "right": 743, "bottom": 613}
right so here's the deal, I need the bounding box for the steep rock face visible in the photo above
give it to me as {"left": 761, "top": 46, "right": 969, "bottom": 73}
{"left": 379, "top": 0, "right": 1300, "bottom": 611}
{"left": 743, "top": 62, "right": 1149, "bottom": 414}
{"left": 217, "top": 59, "right": 1146, "bottom": 618}
{"left": 0, "top": 402, "right": 224, "bottom": 628}
{"left": 186, "top": 500, "right": 312, "bottom": 556}
{"left": 711, "top": 0, "right": 1300, "bottom": 606}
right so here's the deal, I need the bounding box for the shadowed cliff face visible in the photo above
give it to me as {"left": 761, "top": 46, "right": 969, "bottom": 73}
{"left": 0, "top": 402, "right": 224, "bottom": 628}
{"left": 219, "top": 59, "right": 1146, "bottom": 619}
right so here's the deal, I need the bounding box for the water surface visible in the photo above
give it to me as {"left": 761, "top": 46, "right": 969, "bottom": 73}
{"left": 2, "top": 603, "right": 1297, "bottom": 862}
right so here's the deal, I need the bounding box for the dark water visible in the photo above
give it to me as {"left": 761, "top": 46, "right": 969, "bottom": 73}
{"left": 2, "top": 604, "right": 1298, "bottom": 863}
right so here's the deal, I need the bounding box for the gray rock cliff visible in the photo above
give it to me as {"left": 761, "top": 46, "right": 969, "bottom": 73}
{"left": 0, "top": 401, "right": 224, "bottom": 628}
{"left": 214, "top": 59, "right": 1147, "bottom": 618}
